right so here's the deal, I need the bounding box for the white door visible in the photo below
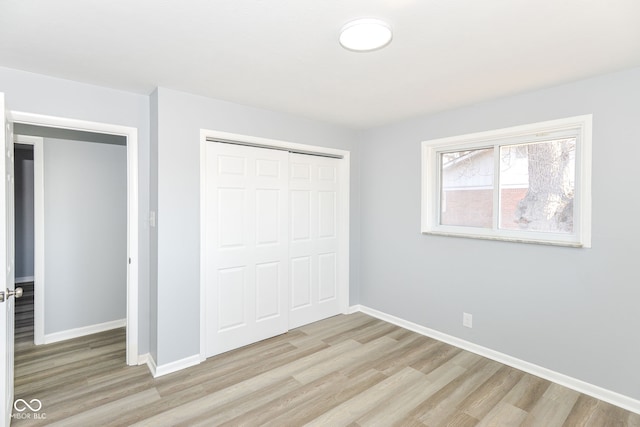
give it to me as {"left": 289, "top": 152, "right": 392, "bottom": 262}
{"left": 289, "top": 154, "right": 341, "bottom": 329}
{"left": 0, "top": 93, "right": 16, "bottom": 427}
{"left": 204, "top": 142, "right": 289, "bottom": 357}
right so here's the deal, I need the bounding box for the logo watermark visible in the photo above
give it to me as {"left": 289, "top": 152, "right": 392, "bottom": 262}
{"left": 12, "top": 398, "right": 46, "bottom": 420}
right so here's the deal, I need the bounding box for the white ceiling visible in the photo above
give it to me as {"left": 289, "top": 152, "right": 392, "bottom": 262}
{"left": 1, "top": 0, "right": 639, "bottom": 129}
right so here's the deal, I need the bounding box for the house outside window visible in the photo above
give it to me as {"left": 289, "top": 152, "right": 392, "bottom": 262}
{"left": 421, "top": 115, "right": 592, "bottom": 247}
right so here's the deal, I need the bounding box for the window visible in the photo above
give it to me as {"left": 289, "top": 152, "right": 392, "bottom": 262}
{"left": 421, "top": 115, "right": 592, "bottom": 247}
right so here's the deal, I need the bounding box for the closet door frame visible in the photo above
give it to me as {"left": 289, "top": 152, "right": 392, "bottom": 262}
{"left": 199, "top": 129, "right": 350, "bottom": 361}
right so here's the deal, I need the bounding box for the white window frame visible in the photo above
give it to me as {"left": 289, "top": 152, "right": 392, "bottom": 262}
{"left": 421, "top": 115, "right": 592, "bottom": 248}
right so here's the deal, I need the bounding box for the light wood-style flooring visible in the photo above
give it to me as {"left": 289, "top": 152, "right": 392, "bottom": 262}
{"left": 14, "top": 281, "right": 34, "bottom": 346}
{"left": 12, "top": 311, "right": 640, "bottom": 426}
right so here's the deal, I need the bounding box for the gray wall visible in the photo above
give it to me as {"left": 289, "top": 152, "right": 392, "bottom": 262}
{"left": 152, "top": 87, "right": 361, "bottom": 365}
{"left": 360, "top": 67, "right": 640, "bottom": 400}
{"left": 44, "top": 138, "right": 127, "bottom": 334}
{"left": 4, "top": 63, "right": 638, "bottom": 402}
{"left": 15, "top": 147, "right": 34, "bottom": 280}
{"left": 0, "top": 66, "right": 151, "bottom": 353}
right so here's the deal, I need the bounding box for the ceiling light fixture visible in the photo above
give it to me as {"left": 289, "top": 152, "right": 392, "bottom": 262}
{"left": 339, "top": 18, "right": 392, "bottom": 52}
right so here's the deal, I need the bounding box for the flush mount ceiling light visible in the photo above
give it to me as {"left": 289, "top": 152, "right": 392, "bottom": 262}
{"left": 339, "top": 18, "right": 392, "bottom": 52}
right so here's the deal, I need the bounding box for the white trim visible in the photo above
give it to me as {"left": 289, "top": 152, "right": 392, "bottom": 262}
{"left": 126, "top": 128, "right": 140, "bottom": 367}
{"left": 14, "top": 276, "right": 34, "bottom": 284}
{"left": 151, "top": 354, "right": 201, "bottom": 378}
{"left": 199, "top": 133, "right": 207, "bottom": 362}
{"left": 347, "top": 304, "right": 362, "bottom": 314}
{"left": 14, "top": 135, "right": 45, "bottom": 345}
{"left": 10, "top": 111, "right": 139, "bottom": 365}
{"left": 338, "top": 152, "right": 350, "bottom": 315}
{"left": 421, "top": 114, "right": 592, "bottom": 248}
{"left": 43, "top": 319, "right": 125, "bottom": 344}
{"left": 356, "top": 305, "right": 640, "bottom": 415}
{"left": 33, "top": 137, "right": 44, "bottom": 345}
{"left": 199, "top": 129, "right": 350, "bottom": 361}
{"left": 577, "top": 116, "right": 592, "bottom": 249}
{"left": 145, "top": 354, "right": 157, "bottom": 377}
{"left": 137, "top": 353, "right": 150, "bottom": 366}
{"left": 200, "top": 129, "right": 349, "bottom": 159}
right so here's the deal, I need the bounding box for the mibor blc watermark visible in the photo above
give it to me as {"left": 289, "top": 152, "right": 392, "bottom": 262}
{"left": 12, "top": 398, "right": 46, "bottom": 420}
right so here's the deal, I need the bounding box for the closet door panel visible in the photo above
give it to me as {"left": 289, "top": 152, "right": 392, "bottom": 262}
{"left": 205, "top": 143, "right": 288, "bottom": 357}
{"left": 289, "top": 154, "right": 341, "bottom": 329}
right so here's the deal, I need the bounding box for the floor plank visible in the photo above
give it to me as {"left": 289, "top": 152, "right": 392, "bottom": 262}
{"left": 12, "top": 312, "right": 640, "bottom": 426}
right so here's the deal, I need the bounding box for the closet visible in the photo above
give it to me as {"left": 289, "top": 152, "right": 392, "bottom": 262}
{"left": 203, "top": 140, "right": 346, "bottom": 357}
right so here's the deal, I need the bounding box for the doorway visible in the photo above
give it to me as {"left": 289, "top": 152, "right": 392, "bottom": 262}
{"left": 14, "top": 128, "right": 127, "bottom": 349}
{"left": 10, "top": 111, "right": 139, "bottom": 366}
{"left": 13, "top": 143, "right": 34, "bottom": 350}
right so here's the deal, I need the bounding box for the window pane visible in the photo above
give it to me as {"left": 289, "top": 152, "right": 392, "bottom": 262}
{"left": 499, "top": 138, "right": 576, "bottom": 233}
{"left": 440, "top": 148, "right": 494, "bottom": 228}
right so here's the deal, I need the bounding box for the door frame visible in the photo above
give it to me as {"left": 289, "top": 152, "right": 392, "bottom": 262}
{"left": 199, "top": 129, "right": 350, "bottom": 361}
{"left": 13, "top": 135, "right": 43, "bottom": 346}
{"left": 10, "top": 111, "right": 140, "bottom": 366}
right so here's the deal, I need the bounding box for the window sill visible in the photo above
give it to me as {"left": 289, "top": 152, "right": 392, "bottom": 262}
{"left": 422, "top": 230, "right": 586, "bottom": 248}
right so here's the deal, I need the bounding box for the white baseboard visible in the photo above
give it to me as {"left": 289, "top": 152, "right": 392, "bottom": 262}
{"left": 356, "top": 305, "right": 640, "bottom": 415}
{"left": 151, "top": 354, "right": 201, "bottom": 378}
{"left": 137, "top": 353, "right": 150, "bottom": 366}
{"left": 43, "top": 318, "right": 126, "bottom": 345}
{"left": 347, "top": 304, "right": 362, "bottom": 314}
{"left": 15, "top": 276, "right": 34, "bottom": 283}
{"left": 145, "top": 354, "right": 158, "bottom": 377}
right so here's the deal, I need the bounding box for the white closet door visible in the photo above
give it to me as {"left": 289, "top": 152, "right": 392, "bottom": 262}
{"left": 205, "top": 142, "right": 289, "bottom": 357}
{"left": 289, "top": 154, "right": 341, "bottom": 329}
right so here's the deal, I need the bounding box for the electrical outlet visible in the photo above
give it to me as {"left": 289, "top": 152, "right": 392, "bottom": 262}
{"left": 463, "top": 312, "right": 473, "bottom": 328}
